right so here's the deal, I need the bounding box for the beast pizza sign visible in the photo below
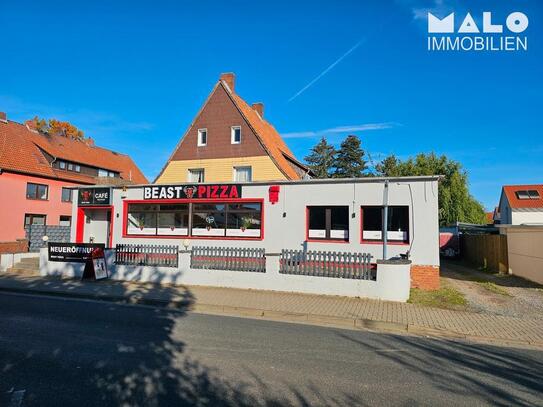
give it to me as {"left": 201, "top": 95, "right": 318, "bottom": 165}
{"left": 143, "top": 184, "right": 242, "bottom": 200}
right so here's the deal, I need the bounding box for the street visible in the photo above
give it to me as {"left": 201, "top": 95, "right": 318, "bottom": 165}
{"left": 1, "top": 292, "right": 542, "bottom": 406}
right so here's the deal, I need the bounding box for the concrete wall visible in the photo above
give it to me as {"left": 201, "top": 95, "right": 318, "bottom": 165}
{"left": 1, "top": 252, "right": 40, "bottom": 272}
{"left": 79, "top": 179, "right": 440, "bottom": 268}
{"left": 39, "top": 248, "right": 412, "bottom": 302}
{"left": 506, "top": 226, "right": 543, "bottom": 284}
{"left": 0, "top": 171, "right": 76, "bottom": 241}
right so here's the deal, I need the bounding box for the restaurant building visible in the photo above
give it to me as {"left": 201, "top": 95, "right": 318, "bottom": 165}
{"left": 0, "top": 111, "right": 148, "bottom": 248}
{"left": 68, "top": 176, "right": 441, "bottom": 290}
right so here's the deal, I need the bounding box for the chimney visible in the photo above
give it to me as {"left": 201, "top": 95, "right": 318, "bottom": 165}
{"left": 252, "top": 102, "right": 264, "bottom": 118}
{"left": 220, "top": 72, "right": 235, "bottom": 93}
{"left": 0, "top": 112, "right": 7, "bottom": 123}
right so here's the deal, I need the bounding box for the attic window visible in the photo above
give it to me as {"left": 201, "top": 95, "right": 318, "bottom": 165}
{"left": 197, "top": 129, "right": 207, "bottom": 147}
{"left": 515, "top": 190, "right": 540, "bottom": 200}
{"left": 231, "top": 126, "right": 241, "bottom": 144}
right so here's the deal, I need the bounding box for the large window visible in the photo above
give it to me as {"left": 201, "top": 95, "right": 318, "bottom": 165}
{"left": 127, "top": 204, "right": 189, "bottom": 236}
{"left": 307, "top": 206, "right": 349, "bottom": 241}
{"left": 234, "top": 166, "right": 252, "bottom": 182}
{"left": 26, "top": 183, "right": 48, "bottom": 200}
{"left": 61, "top": 187, "right": 73, "bottom": 202}
{"left": 188, "top": 168, "right": 205, "bottom": 183}
{"left": 24, "top": 214, "right": 46, "bottom": 226}
{"left": 361, "top": 206, "right": 409, "bottom": 243}
{"left": 125, "top": 202, "right": 262, "bottom": 238}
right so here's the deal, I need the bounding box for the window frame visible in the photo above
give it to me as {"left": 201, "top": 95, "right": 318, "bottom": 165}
{"left": 123, "top": 199, "right": 264, "bottom": 240}
{"left": 26, "top": 183, "right": 49, "bottom": 200}
{"left": 188, "top": 168, "right": 205, "bottom": 183}
{"left": 306, "top": 206, "right": 350, "bottom": 243}
{"left": 360, "top": 205, "right": 410, "bottom": 245}
{"left": 59, "top": 215, "right": 72, "bottom": 227}
{"left": 231, "top": 126, "right": 241, "bottom": 144}
{"left": 233, "top": 166, "right": 252, "bottom": 182}
{"left": 197, "top": 128, "right": 207, "bottom": 147}
{"left": 24, "top": 213, "right": 47, "bottom": 227}
{"left": 61, "top": 187, "right": 73, "bottom": 203}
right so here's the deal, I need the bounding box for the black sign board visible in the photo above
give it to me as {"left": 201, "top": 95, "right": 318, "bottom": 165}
{"left": 78, "top": 188, "right": 111, "bottom": 206}
{"left": 48, "top": 242, "right": 106, "bottom": 263}
{"left": 143, "top": 184, "right": 242, "bottom": 200}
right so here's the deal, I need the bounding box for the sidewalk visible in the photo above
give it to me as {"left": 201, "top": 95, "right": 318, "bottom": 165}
{"left": 1, "top": 273, "right": 542, "bottom": 348}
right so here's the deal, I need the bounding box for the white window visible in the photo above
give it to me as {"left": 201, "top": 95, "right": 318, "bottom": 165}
{"left": 197, "top": 128, "right": 207, "bottom": 146}
{"left": 59, "top": 161, "right": 66, "bottom": 170}
{"left": 75, "top": 165, "right": 81, "bottom": 172}
{"left": 234, "top": 166, "right": 252, "bottom": 182}
{"left": 188, "top": 168, "right": 205, "bottom": 183}
{"left": 231, "top": 126, "right": 241, "bottom": 144}
{"left": 98, "top": 169, "right": 108, "bottom": 177}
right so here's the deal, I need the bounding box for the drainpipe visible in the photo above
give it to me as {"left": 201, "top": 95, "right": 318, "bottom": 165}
{"left": 383, "top": 180, "right": 389, "bottom": 260}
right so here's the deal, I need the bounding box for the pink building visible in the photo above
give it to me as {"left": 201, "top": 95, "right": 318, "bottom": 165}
{"left": 0, "top": 111, "right": 148, "bottom": 245}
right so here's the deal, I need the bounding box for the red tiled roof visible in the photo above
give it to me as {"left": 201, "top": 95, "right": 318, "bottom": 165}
{"left": 0, "top": 120, "right": 148, "bottom": 184}
{"left": 503, "top": 185, "right": 543, "bottom": 209}
{"left": 229, "top": 91, "right": 307, "bottom": 180}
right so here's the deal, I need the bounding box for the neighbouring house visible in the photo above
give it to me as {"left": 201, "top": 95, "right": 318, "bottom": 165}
{"left": 155, "top": 73, "right": 311, "bottom": 184}
{"left": 0, "top": 111, "right": 148, "bottom": 247}
{"left": 498, "top": 184, "right": 543, "bottom": 225}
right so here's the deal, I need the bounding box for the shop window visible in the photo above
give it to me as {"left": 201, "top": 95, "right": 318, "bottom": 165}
{"left": 361, "top": 206, "right": 409, "bottom": 243}
{"left": 157, "top": 204, "right": 189, "bottom": 236}
{"left": 127, "top": 204, "right": 159, "bottom": 235}
{"left": 231, "top": 126, "right": 241, "bottom": 144}
{"left": 307, "top": 206, "right": 349, "bottom": 241}
{"left": 234, "top": 166, "right": 252, "bottom": 182}
{"left": 24, "top": 214, "right": 46, "bottom": 227}
{"left": 26, "top": 183, "right": 48, "bottom": 200}
{"left": 59, "top": 215, "right": 71, "bottom": 227}
{"left": 61, "top": 187, "right": 73, "bottom": 202}
{"left": 226, "top": 203, "right": 261, "bottom": 237}
{"left": 188, "top": 168, "right": 205, "bottom": 183}
{"left": 192, "top": 203, "right": 227, "bottom": 237}
{"left": 197, "top": 129, "right": 207, "bottom": 146}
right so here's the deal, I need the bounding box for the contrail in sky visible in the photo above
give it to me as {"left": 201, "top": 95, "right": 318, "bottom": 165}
{"left": 288, "top": 40, "right": 363, "bottom": 102}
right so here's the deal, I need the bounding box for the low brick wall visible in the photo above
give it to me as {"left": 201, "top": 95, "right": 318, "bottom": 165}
{"left": 411, "top": 264, "right": 440, "bottom": 290}
{"left": 0, "top": 239, "right": 29, "bottom": 254}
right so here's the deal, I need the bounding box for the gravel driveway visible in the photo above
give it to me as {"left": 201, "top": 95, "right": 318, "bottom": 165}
{"left": 441, "top": 260, "right": 543, "bottom": 320}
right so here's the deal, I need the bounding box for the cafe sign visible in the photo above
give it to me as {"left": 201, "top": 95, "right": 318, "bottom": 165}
{"left": 78, "top": 187, "right": 111, "bottom": 206}
{"left": 143, "top": 184, "right": 242, "bottom": 200}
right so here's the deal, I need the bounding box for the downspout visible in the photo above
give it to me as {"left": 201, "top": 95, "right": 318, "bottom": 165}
{"left": 383, "top": 180, "right": 389, "bottom": 260}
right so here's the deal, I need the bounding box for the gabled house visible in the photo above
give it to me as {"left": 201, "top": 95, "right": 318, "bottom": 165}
{"left": 0, "top": 111, "right": 148, "bottom": 243}
{"left": 155, "top": 73, "right": 311, "bottom": 184}
{"left": 498, "top": 184, "right": 543, "bottom": 225}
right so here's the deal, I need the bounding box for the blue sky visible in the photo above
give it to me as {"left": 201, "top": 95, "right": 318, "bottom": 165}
{"left": 1, "top": 0, "right": 541, "bottom": 210}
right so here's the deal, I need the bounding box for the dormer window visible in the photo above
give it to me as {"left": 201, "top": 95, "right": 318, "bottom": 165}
{"left": 231, "top": 126, "right": 241, "bottom": 144}
{"left": 516, "top": 190, "right": 540, "bottom": 200}
{"left": 197, "top": 129, "right": 207, "bottom": 147}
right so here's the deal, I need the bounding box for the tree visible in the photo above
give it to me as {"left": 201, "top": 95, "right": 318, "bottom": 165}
{"left": 304, "top": 137, "right": 336, "bottom": 178}
{"left": 26, "top": 116, "right": 85, "bottom": 141}
{"left": 333, "top": 134, "right": 367, "bottom": 178}
{"left": 375, "top": 152, "right": 487, "bottom": 226}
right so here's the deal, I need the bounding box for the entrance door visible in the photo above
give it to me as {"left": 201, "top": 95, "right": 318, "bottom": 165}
{"left": 79, "top": 208, "right": 112, "bottom": 247}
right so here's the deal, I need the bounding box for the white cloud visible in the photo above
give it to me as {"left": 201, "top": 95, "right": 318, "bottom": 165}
{"left": 282, "top": 122, "right": 399, "bottom": 139}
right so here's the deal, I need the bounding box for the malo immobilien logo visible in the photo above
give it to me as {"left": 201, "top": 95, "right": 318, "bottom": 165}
{"left": 427, "top": 12, "right": 529, "bottom": 52}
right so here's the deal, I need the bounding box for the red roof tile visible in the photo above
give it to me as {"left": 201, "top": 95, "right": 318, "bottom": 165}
{"left": 503, "top": 185, "right": 543, "bottom": 209}
{"left": 0, "top": 120, "right": 148, "bottom": 184}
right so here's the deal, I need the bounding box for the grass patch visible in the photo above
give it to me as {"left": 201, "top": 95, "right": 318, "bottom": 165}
{"left": 477, "top": 281, "right": 511, "bottom": 296}
{"left": 408, "top": 287, "right": 467, "bottom": 310}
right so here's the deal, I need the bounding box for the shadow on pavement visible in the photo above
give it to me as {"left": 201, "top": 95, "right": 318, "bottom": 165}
{"left": 336, "top": 330, "right": 543, "bottom": 407}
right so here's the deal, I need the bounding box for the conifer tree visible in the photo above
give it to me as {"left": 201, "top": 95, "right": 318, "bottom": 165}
{"left": 304, "top": 137, "right": 336, "bottom": 178}
{"left": 333, "top": 134, "right": 367, "bottom": 178}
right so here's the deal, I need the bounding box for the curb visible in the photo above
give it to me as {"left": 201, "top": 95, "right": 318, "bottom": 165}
{"left": 0, "top": 284, "right": 541, "bottom": 349}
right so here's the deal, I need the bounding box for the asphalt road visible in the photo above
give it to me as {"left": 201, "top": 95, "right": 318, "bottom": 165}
{"left": 1, "top": 292, "right": 542, "bottom": 407}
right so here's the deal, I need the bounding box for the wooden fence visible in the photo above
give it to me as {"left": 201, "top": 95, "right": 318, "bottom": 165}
{"left": 115, "top": 244, "right": 179, "bottom": 268}
{"left": 279, "top": 250, "right": 374, "bottom": 280}
{"left": 460, "top": 234, "right": 508, "bottom": 272}
{"left": 190, "top": 246, "right": 266, "bottom": 273}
